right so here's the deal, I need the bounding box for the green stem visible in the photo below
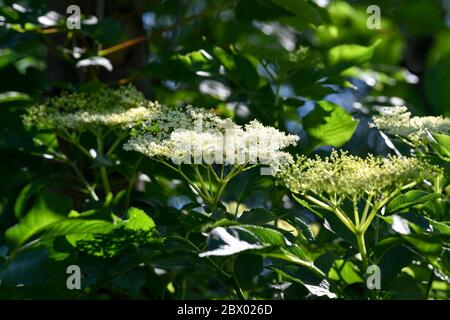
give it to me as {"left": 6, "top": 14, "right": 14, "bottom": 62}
{"left": 100, "top": 167, "right": 111, "bottom": 195}
{"left": 63, "top": 137, "right": 93, "bottom": 159}
{"left": 206, "top": 165, "right": 213, "bottom": 192}
{"left": 68, "top": 161, "right": 99, "bottom": 201}
{"left": 193, "top": 165, "right": 213, "bottom": 200}
{"left": 125, "top": 155, "right": 143, "bottom": 209}
{"left": 361, "top": 187, "right": 407, "bottom": 233}
{"left": 361, "top": 206, "right": 378, "bottom": 234}
{"left": 356, "top": 231, "right": 368, "bottom": 271}
{"left": 434, "top": 175, "right": 442, "bottom": 193}
{"left": 361, "top": 193, "right": 374, "bottom": 225}
{"left": 425, "top": 267, "right": 435, "bottom": 299}
{"left": 361, "top": 187, "right": 409, "bottom": 233}
{"left": 96, "top": 134, "right": 112, "bottom": 195}
{"left": 333, "top": 207, "right": 357, "bottom": 234}
{"left": 212, "top": 180, "right": 227, "bottom": 210}
{"left": 106, "top": 132, "right": 126, "bottom": 156}
{"left": 352, "top": 195, "right": 360, "bottom": 226}
{"left": 59, "top": 130, "right": 94, "bottom": 159}
{"left": 282, "top": 253, "right": 327, "bottom": 279}
{"left": 220, "top": 164, "right": 225, "bottom": 180}
{"left": 211, "top": 166, "right": 242, "bottom": 210}
{"left": 433, "top": 176, "right": 444, "bottom": 220}
{"left": 304, "top": 194, "right": 333, "bottom": 211}
{"left": 155, "top": 159, "right": 213, "bottom": 204}
{"left": 207, "top": 164, "right": 221, "bottom": 182}
{"left": 232, "top": 274, "right": 246, "bottom": 300}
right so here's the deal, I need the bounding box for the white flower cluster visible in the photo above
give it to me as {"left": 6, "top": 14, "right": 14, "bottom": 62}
{"left": 23, "top": 85, "right": 159, "bottom": 130}
{"left": 124, "top": 105, "right": 299, "bottom": 167}
{"left": 371, "top": 106, "right": 450, "bottom": 146}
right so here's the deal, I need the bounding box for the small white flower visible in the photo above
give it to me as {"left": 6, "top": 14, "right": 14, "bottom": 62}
{"left": 124, "top": 105, "right": 299, "bottom": 167}
{"left": 371, "top": 106, "right": 450, "bottom": 146}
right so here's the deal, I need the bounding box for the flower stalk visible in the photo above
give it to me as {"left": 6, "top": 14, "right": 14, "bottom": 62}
{"left": 276, "top": 150, "right": 441, "bottom": 269}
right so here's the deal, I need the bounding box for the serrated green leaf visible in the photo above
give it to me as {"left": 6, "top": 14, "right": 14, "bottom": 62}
{"left": 430, "top": 133, "right": 450, "bottom": 161}
{"left": 6, "top": 192, "right": 72, "bottom": 249}
{"left": 303, "top": 100, "right": 359, "bottom": 149}
{"left": 124, "top": 207, "right": 155, "bottom": 232}
{"left": 386, "top": 190, "right": 441, "bottom": 214}
{"left": 426, "top": 218, "right": 450, "bottom": 235}
{"left": 42, "top": 219, "right": 114, "bottom": 240}
{"left": 14, "top": 180, "right": 47, "bottom": 219}
{"left": 326, "top": 40, "right": 381, "bottom": 75}
{"left": 404, "top": 234, "right": 442, "bottom": 257}
{"left": 328, "top": 259, "right": 364, "bottom": 285}
{"left": 292, "top": 193, "right": 324, "bottom": 218}
{"left": 239, "top": 208, "right": 277, "bottom": 225}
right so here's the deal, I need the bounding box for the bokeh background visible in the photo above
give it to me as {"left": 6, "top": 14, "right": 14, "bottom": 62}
{"left": 1, "top": 0, "right": 449, "bottom": 298}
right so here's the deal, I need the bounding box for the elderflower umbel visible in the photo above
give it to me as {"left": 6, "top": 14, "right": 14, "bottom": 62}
{"left": 124, "top": 105, "right": 299, "bottom": 168}
{"left": 277, "top": 150, "right": 441, "bottom": 269}
{"left": 277, "top": 150, "right": 440, "bottom": 198}
{"left": 371, "top": 106, "right": 450, "bottom": 146}
{"left": 23, "top": 85, "right": 159, "bottom": 130}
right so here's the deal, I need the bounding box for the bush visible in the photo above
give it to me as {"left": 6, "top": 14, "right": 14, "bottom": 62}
{"left": 0, "top": 0, "right": 449, "bottom": 300}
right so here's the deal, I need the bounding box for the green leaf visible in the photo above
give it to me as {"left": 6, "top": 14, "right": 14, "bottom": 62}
{"left": 404, "top": 234, "right": 442, "bottom": 257}
{"left": 0, "top": 247, "right": 75, "bottom": 299}
{"left": 292, "top": 215, "right": 314, "bottom": 241}
{"left": 124, "top": 207, "right": 156, "bottom": 232}
{"left": 200, "top": 224, "right": 313, "bottom": 270}
{"left": 67, "top": 208, "right": 158, "bottom": 258}
{"left": 426, "top": 218, "right": 450, "bottom": 235}
{"left": 328, "top": 260, "right": 364, "bottom": 285}
{"left": 271, "top": 0, "right": 323, "bottom": 26}
{"left": 234, "top": 254, "right": 263, "bottom": 288}
{"left": 0, "top": 91, "right": 31, "bottom": 103}
{"left": 14, "top": 181, "right": 47, "bottom": 219}
{"left": 430, "top": 133, "right": 450, "bottom": 161}
{"left": 386, "top": 190, "right": 441, "bottom": 214}
{"left": 326, "top": 40, "right": 381, "bottom": 75}
{"left": 176, "top": 50, "right": 212, "bottom": 72}
{"left": 112, "top": 268, "right": 146, "bottom": 295}
{"left": 212, "top": 47, "right": 235, "bottom": 71}
{"left": 386, "top": 273, "right": 425, "bottom": 299}
{"left": 200, "top": 225, "right": 289, "bottom": 257}
{"left": 42, "top": 219, "right": 114, "bottom": 240}
{"left": 235, "top": 0, "right": 293, "bottom": 23}
{"left": 239, "top": 208, "right": 277, "bottom": 225}
{"left": 82, "top": 18, "right": 125, "bottom": 46}
{"left": 292, "top": 193, "right": 324, "bottom": 218}
{"left": 425, "top": 53, "right": 450, "bottom": 116}
{"left": 234, "top": 55, "right": 260, "bottom": 91}
{"left": 0, "top": 49, "right": 21, "bottom": 69}
{"left": 303, "top": 100, "right": 359, "bottom": 149}
{"left": 377, "top": 243, "right": 414, "bottom": 286}
{"left": 6, "top": 192, "right": 72, "bottom": 249}
{"left": 271, "top": 265, "right": 336, "bottom": 298}
{"left": 242, "top": 225, "right": 289, "bottom": 247}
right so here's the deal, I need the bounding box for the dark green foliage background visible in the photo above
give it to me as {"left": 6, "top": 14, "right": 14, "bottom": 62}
{"left": 0, "top": 0, "right": 449, "bottom": 299}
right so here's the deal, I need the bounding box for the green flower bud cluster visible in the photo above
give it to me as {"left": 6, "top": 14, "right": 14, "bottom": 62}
{"left": 277, "top": 150, "right": 440, "bottom": 198}
{"left": 23, "top": 85, "right": 159, "bottom": 130}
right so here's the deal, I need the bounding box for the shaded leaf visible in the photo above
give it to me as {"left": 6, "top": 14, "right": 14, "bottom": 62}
{"left": 6, "top": 192, "right": 72, "bottom": 249}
